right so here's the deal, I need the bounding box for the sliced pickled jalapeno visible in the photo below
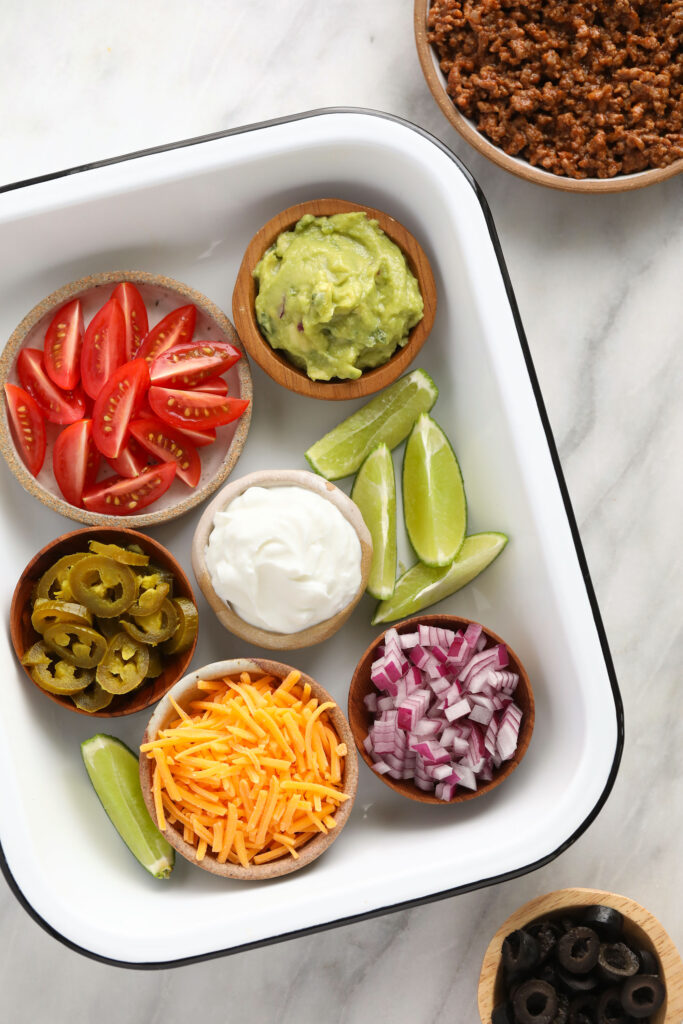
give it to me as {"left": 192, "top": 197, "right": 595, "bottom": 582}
{"left": 69, "top": 555, "right": 137, "bottom": 618}
{"left": 88, "top": 540, "right": 150, "bottom": 566}
{"left": 31, "top": 599, "right": 93, "bottom": 635}
{"left": 96, "top": 633, "right": 150, "bottom": 694}
{"left": 121, "top": 599, "right": 178, "bottom": 645}
{"left": 35, "top": 552, "right": 89, "bottom": 602}
{"left": 145, "top": 648, "right": 163, "bottom": 679}
{"left": 43, "top": 622, "right": 108, "bottom": 668}
{"left": 72, "top": 682, "right": 114, "bottom": 712}
{"left": 162, "top": 597, "right": 198, "bottom": 655}
{"left": 22, "top": 642, "right": 93, "bottom": 695}
{"left": 127, "top": 579, "right": 170, "bottom": 617}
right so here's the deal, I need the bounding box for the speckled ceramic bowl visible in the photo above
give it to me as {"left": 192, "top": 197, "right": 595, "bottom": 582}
{"left": 0, "top": 271, "right": 253, "bottom": 527}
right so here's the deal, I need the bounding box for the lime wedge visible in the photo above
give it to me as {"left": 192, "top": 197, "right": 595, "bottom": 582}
{"left": 351, "top": 444, "right": 397, "bottom": 599}
{"left": 81, "top": 734, "right": 174, "bottom": 879}
{"left": 403, "top": 413, "right": 466, "bottom": 567}
{"left": 305, "top": 369, "right": 438, "bottom": 480}
{"left": 372, "top": 532, "right": 508, "bottom": 624}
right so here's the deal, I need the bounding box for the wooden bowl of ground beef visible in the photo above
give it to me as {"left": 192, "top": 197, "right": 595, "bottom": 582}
{"left": 415, "top": 0, "right": 683, "bottom": 192}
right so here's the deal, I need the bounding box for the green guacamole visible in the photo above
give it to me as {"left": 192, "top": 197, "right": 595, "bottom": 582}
{"left": 253, "top": 212, "right": 424, "bottom": 382}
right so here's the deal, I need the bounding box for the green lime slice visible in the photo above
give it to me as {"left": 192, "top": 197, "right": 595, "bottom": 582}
{"left": 372, "top": 532, "right": 508, "bottom": 624}
{"left": 351, "top": 444, "right": 397, "bottom": 600}
{"left": 403, "top": 413, "right": 466, "bottom": 567}
{"left": 81, "top": 734, "right": 174, "bottom": 879}
{"left": 305, "top": 369, "right": 438, "bottom": 480}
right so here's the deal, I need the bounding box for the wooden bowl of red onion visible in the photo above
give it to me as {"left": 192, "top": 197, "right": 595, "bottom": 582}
{"left": 347, "top": 615, "right": 535, "bottom": 805}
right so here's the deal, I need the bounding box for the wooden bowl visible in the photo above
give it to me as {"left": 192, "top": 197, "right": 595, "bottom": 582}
{"left": 10, "top": 527, "right": 198, "bottom": 717}
{"left": 139, "top": 658, "right": 359, "bottom": 880}
{"left": 415, "top": 0, "right": 683, "bottom": 194}
{"left": 347, "top": 614, "right": 534, "bottom": 804}
{"left": 232, "top": 198, "right": 437, "bottom": 400}
{"left": 0, "top": 270, "right": 253, "bottom": 527}
{"left": 192, "top": 468, "right": 373, "bottom": 650}
{"left": 478, "top": 887, "right": 683, "bottom": 1024}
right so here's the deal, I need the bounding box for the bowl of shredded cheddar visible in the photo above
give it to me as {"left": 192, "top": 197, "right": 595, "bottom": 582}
{"left": 139, "top": 658, "right": 358, "bottom": 879}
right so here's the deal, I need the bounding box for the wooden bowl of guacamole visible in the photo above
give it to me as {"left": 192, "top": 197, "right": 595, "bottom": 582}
{"left": 232, "top": 198, "right": 437, "bottom": 401}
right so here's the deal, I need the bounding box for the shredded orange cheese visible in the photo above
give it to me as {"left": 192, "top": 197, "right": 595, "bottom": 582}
{"left": 141, "top": 670, "right": 348, "bottom": 866}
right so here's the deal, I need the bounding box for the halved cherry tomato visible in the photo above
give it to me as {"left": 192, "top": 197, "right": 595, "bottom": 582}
{"left": 92, "top": 359, "right": 149, "bottom": 459}
{"left": 53, "top": 419, "right": 100, "bottom": 507}
{"left": 179, "top": 376, "right": 228, "bottom": 396}
{"left": 81, "top": 298, "right": 125, "bottom": 399}
{"left": 17, "top": 348, "right": 86, "bottom": 424}
{"left": 150, "top": 340, "right": 241, "bottom": 387}
{"left": 105, "top": 435, "right": 149, "bottom": 478}
{"left": 83, "top": 462, "right": 177, "bottom": 515}
{"left": 4, "top": 383, "right": 46, "bottom": 476}
{"left": 44, "top": 299, "right": 84, "bottom": 390}
{"left": 137, "top": 305, "right": 196, "bottom": 366}
{"left": 112, "top": 283, "right": 149, "bottom": 360}
{"left": 149, "top": 386, "right": 249, "bottom": 430}
{"left": 173, "top": 423, "right": 216, "bottom": 448}
{"left": 130, "top": 416, "right": 201, "bottom": 488}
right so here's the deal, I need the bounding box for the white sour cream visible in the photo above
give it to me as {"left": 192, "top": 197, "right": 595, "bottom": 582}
{"left": 205, "top": 485, "right": 362, "bottom": 633}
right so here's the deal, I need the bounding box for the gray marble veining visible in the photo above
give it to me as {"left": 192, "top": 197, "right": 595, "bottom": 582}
{"left": 0, "top": 1, "right": 681, "bottom": 1021}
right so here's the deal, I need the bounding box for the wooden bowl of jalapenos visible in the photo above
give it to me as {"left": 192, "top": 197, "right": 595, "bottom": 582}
{"left": 10, "top": 527, "right": 199, "bottom": 717}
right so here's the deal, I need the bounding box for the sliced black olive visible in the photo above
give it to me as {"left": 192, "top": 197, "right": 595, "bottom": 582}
{"left": 558, "top": 928, "right": 600, "bottom": 975}
{"left": 619, "top": 975, "right": 664, "bottom": 1019}
{"left": 550, "top": 992, "right": 569, "bottom": 1023}
{"left": 528, "top": 919, "right": 563, "bottom": 964}
{"left": 536, "top": 962, "right": 560, "bottom": 989}
{"left": 512, "top": 979, "right": 558, "bottom": 1024}
{"left": 581, "top": 907, "right": 623, "bottom": 943}
{"left": 596, "top": 988, "right": 629, "bottom": 1024}
{"left": 558, "top": 968, "right": 599, "bottom": 994}
{"left": 502, "top": 929, "right": 541, "bottom": 975}
{"left": 634, "top": 948, "right": 659, "bottom": 976}
{"left": 597, "top": 943, "right": 639, "bottom": 983}
{"left": 568, "top": 993, "right": 598, "bottom": 1024}
{"left": 491, "top": 1002, "right": 515, "bottom": 1024}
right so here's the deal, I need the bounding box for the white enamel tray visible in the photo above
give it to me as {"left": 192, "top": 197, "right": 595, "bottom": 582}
{"left": 0, "top": 109, "right": 622, "bottom": 967}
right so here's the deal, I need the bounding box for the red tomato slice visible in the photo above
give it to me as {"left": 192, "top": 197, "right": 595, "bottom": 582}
{"left": 148, "top": 386, "right": 249, "bottom": 430}
{"left": 179, "top": 376, "right": 229, "bottom": 396}
{"left": 81, "top": 297, "right": 126, "bottom": 399}
{"left": 44, "top": 299, "right": 84, "bottom": 390}
{"left": 112, "top": 282, "right": 149, "bottom": 360}
{"left": 105, "top": 435, "right": 149, "bottom": 478}
{"left": 130, "top": 416, "right": 201, "bottom": 488}
{"left": 53, "top": 419, "right": 100, "bottom": 507}
{"left": 92, "top": 359, "right": 150, "bottom": 459}
{"left": 137, "top": 305, "right": 197, "bottom": 367}
{"left": 83, "top": 462, "right": 176, "bottom": 515}
{"left": 4, "top": 383, "right": 46, "bottom": 476}
{"left": 173, "top": 423, "right": 216, "bottom": 448}
{"left": 150, "top": 341, "right": 241, "bottom": 387}
{"left": 17, "top": 348, "right": 86, "bottom": 424}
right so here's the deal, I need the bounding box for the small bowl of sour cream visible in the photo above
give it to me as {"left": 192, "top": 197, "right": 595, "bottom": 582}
{"left": 192, "top": 469, "right": 373, "bottom": 649}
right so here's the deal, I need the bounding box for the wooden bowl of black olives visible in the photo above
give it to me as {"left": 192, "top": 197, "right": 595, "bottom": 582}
{"left": 478, "top": 888, "right": 683, "bottom": 1024}
{"left": 10, "top": 527, "right": 199, "bottom": 717}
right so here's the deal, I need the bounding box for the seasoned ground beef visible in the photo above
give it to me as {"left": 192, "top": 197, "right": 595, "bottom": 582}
{"left": 428, "top": 0, "right": 683, "bottom": 178}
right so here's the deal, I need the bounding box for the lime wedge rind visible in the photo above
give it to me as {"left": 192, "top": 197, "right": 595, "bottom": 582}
{"left": 402, "top": 413, "right": 467, "bottom": 568}
{"left": 351, "top": 443, "right": 397, "bottom": 600}
{"left": 81, "top": 734, "right": 174, "bottom": 879}
{"left": 372, "top": 532, "right": 508, "bottom": 625}
{"left": 305, "top": 368, "right": 438, "bottom": 480}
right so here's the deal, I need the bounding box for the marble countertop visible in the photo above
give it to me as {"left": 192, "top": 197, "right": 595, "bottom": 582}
{"left": 1, "top": 1, "right": 681, "bottom": 1020}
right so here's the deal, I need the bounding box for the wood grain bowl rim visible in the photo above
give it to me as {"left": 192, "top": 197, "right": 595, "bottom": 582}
{"left": 139, "top": 657, "right": 359, "bottom": 880}
{"left": 414, "top": 0, "right": 683, "bottom": 194}
{"left": 232, "top": 197, "right": 437, "bottom": 400}
{"left": 0, "top": 270, "right": 253, "bottom": 527}
{"left": 477, "top": 887, "right": 683, "bottom": 1024}
{"left": 347, "top": 614, "right": 535, "bottom": 805}
{"left": 9, "top": 526, "right": 198, "bottom": 718}
{"left": 191, "top": 468, "right": 373, "bottom": 650}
